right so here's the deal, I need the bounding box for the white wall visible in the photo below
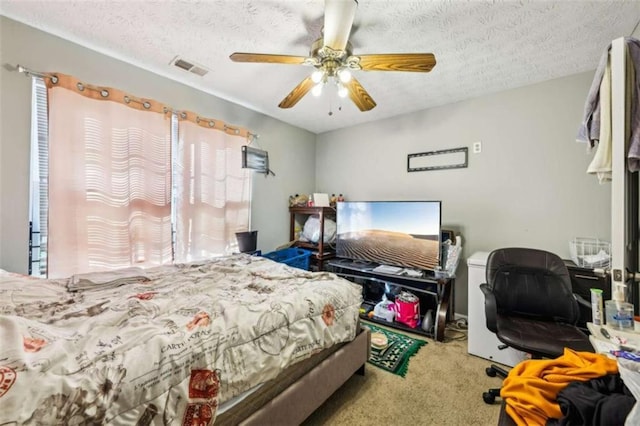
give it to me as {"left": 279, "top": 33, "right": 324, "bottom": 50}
{"left": 0, "top": 16, "right": 316, "bottom": 273}
{"left": 316, "top": 71, "right": 611, "bottom": 315}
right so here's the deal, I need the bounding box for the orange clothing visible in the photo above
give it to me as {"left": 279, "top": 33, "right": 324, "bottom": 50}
{"left": 501, "top": 348, "right": 618, "bottom": 426}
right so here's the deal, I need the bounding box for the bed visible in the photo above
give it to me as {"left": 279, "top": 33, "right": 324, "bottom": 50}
{"left": 0, "top": 253, "right": 370, "bottom": 425}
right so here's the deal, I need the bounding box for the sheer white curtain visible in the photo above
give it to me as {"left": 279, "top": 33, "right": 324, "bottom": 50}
{"left": 46, "top": 75, "right": 172, "bottom": 278}
{"left": 174, "top": 117, "right": 251, "bottom": 262}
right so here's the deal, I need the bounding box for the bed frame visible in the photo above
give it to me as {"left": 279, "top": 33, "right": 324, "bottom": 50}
{"left": 216, "top": 327, "right": 371, "bottom": 425}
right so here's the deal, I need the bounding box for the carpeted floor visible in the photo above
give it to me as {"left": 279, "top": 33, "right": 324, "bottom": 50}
{"left": 303, "top": 322, "right": 503, "bottom": 425}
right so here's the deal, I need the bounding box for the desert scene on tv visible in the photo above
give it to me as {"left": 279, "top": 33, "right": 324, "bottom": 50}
{"left": 337, "top": 229, "right": 440, "bottom": 271}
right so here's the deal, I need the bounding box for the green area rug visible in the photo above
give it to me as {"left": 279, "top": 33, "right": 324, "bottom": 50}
{"left": 364, "top": 322, "right": 427, "bottom": 377}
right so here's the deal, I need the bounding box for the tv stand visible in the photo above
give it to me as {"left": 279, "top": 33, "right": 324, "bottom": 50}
{"left": 327, "top": 258, "right": 454, "bottom": 342}
{"left": 371, "top": 264, "right": 404, "bottom": 274}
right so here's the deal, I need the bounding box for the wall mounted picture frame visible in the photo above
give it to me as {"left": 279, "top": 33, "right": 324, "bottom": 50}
{"left": 407, "top": 147, "right": 468, "bottom": 172}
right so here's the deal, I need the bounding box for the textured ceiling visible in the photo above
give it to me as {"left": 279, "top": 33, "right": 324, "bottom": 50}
{"left": 2, "top": 0, "right": 640, "bottom": 134}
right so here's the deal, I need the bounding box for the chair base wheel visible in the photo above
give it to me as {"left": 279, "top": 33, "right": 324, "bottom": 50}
{"left": 485, "top": 367, "right": 497, "bottom": 377}
{"left": 482, "top": 388, "right": 501, "bottom": 404}
{"left": 483, "top": 392, "right": 496, "bottom": 404}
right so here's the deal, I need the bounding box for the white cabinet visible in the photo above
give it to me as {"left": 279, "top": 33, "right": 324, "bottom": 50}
{"left": 467, "top": 251, "right": 527, "bottom": 367}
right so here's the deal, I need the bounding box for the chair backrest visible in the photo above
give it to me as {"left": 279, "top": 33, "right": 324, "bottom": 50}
{"left": 486, "top": 247, "right": 579, "bottom": 324}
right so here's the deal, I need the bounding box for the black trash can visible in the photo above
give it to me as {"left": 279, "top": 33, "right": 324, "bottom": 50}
{"left": 236, "top": 231, "right": 258, "bottom": 253}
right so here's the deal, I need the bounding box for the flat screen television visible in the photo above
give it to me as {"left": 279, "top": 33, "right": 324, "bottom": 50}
{"left": 336, "top": 200, "right": 442, "bottom": 272}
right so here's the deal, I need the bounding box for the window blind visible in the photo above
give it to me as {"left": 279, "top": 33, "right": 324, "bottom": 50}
{"left": 28, "top": 77, "right": 48, "bottom": 276}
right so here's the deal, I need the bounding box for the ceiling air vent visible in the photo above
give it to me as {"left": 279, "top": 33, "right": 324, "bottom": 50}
{"left": 171, "top": 56, "right": 209, "bottom": 77}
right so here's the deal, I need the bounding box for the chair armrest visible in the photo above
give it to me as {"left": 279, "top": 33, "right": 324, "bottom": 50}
{"left": 480, "top": 283, "right": 498, "bottom": 333}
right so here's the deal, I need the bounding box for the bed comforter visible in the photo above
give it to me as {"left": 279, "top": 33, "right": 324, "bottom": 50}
{"left": 0, "top": 254, "right": 362, "bottom": 425}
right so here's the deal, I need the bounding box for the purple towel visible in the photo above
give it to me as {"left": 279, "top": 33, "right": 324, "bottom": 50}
{"left": 576, "top": 37, "right": 640, "bottom": 172}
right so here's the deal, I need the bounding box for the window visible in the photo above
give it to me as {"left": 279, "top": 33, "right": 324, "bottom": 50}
{"left": 30, "top": 75, "right": 252, "bottom": 278}
{"left": 173, "top": 119, "right": 252, "bottom": 262}
{"left": 28, "top": 78, "right": 49, "bottom": 276}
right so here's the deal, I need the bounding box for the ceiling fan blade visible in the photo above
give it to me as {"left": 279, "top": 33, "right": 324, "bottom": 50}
{"left": 356, "top": 53, "right": 437, "bottom": 72}
{"left": 323, "top": 0, "right": 357, "bottom": 51}
{"left": 279, "top": 76, "right": 315, "bottom": 109}
{"left": 230, "top": 53, "right": 307, "bottom": 65}
{"left": 345, "top": 77, "right": 376, "bottom": 111}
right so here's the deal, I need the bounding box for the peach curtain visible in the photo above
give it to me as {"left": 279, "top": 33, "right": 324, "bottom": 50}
{"left": 46, "top": 74, "right": 172, "bottom": 278}
{"left": 174, "top": 113, "right": 251, "bottom": 262}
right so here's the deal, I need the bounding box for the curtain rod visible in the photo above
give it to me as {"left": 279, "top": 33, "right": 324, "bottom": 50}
{"left": 13, "top": 64, "right": 259, "bottom": 141}
{"left": 15, "top": 64, "right": 53, "bottom": 80}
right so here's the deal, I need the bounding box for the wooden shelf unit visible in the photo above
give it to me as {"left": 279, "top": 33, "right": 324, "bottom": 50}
{"left": 289, "top": 206, "right": 336, "bottom": 271}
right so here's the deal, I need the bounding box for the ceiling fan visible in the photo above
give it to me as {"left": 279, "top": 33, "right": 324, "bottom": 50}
{"left": 229, "top": 0, "right": 436, "bottom": 112}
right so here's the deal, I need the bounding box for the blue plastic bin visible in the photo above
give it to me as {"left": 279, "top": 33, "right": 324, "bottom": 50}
{"left": 262, "top": 248, "right": 313, "bottom": 270}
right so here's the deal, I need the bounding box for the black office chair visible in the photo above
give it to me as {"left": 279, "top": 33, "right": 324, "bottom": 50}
{"left": 480, "top": 247, "right": 594, "bottom": 404}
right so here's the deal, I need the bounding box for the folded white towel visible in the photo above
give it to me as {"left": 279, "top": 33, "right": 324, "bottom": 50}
{"left": 68, "top": 266, "right": 150, "bottom": 291}
{"left": 587, "top": 52, "right": 612, "bottom": 183}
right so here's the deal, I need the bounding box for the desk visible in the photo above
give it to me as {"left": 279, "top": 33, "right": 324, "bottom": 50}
{"left": 327, "top": 258, "right": 454, "bottom": 342}
{"left": 563, "top": 260, "right": 612, "bottom": 331}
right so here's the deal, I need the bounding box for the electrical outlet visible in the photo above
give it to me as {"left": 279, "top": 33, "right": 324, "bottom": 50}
{"left": 473, "top": 141, "right": 482, "bottom": 153}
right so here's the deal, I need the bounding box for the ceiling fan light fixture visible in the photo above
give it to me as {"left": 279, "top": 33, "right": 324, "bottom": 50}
{"left": 337, "top": 84, "right": 348, "bottom": 98}
{"left": 311, "top": 69, "right": 325, "bottom": 83}
{"left": 337, "top": 68, "right": 351, "bottom": 83}
{"left": 312, "top": 83, "right": 324, "bottom": 97}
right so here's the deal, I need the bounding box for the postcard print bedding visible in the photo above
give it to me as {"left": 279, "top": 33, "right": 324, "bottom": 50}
{"left": 0, "top": 254, "right": 362, "bottom": 425}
